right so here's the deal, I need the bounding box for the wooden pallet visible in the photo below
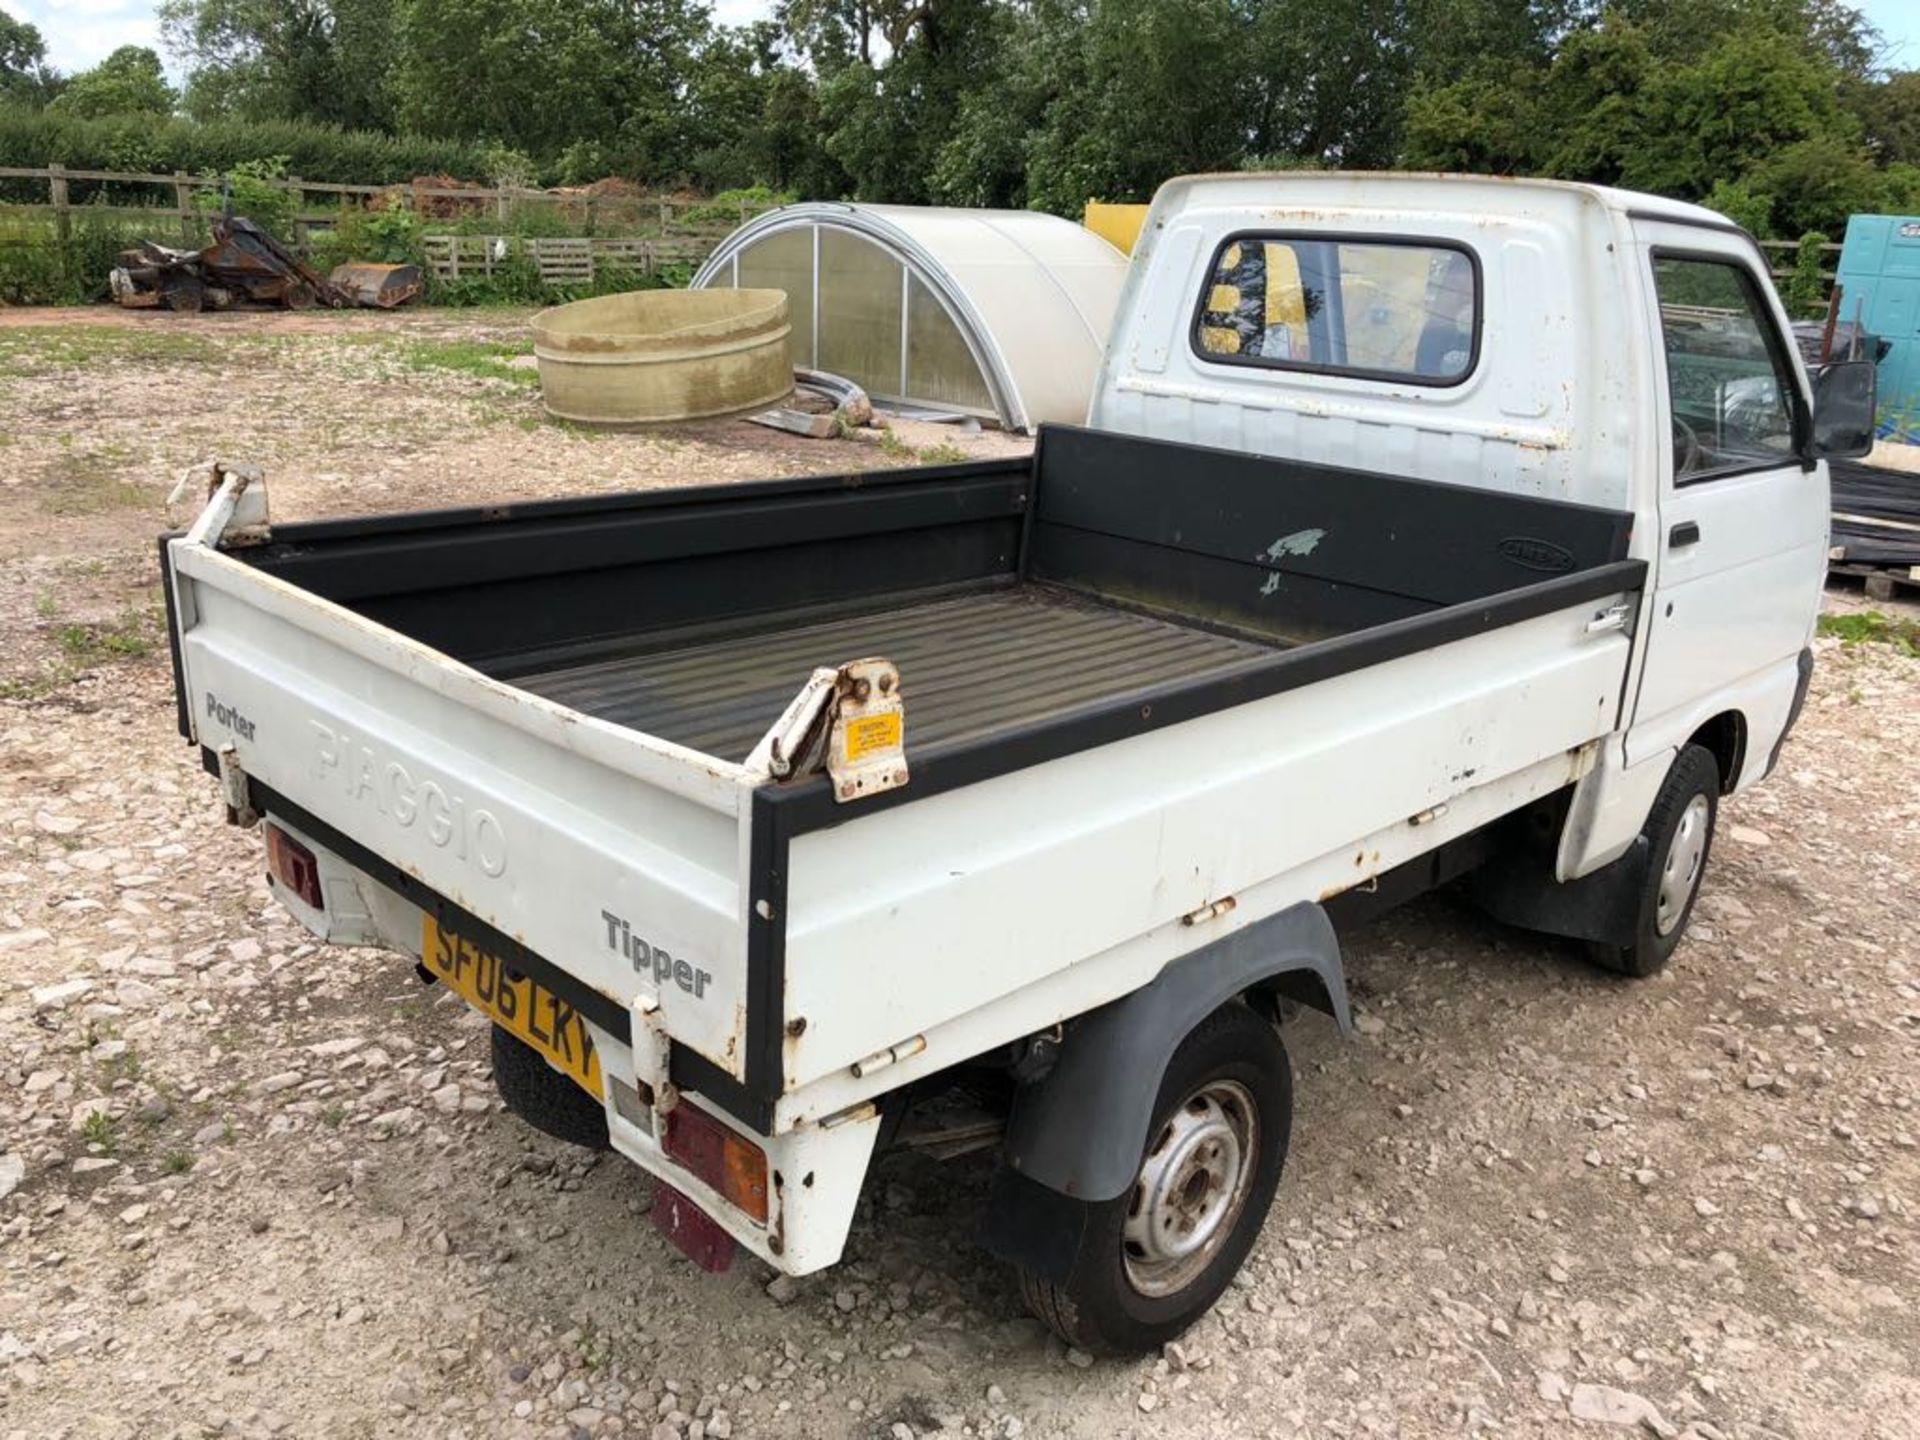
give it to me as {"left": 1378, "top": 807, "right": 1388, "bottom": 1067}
{"left": 422, "top": 233, "right": 721, "bottom": 285}
{"left": 1828, "top": 560, "right": 1920, "bottom": 601}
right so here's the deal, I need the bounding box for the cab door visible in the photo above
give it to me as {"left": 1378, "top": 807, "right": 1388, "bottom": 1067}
{"left": 1625, "top": 222, "right": 1829, "bottom": 783}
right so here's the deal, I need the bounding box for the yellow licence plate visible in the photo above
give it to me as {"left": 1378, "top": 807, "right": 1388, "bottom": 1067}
{"left": 422, "top": 917, "right": 604, "bottom": 1100}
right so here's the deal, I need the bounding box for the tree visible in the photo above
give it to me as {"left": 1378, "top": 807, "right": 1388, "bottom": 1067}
{"left": 1247, "top": 0, "right": 1414, "bottom": 168}
{"left": 45, "top": 46, "right": 177, "bottom": 119}
{"left": 160, "top": 0, "right": 399, "bottom": 130}
{"left": 1405, "top": 0, "right": 1890, "bottom": 234}
{"left": 392, "top": 0, "right": 709, "bottom": 177}
{"left": 801, "top": 0, "right": 1011, "bottom": 203}
{"left": 1851, "top": 69, "right": 1920, "bottom": 167}
{"left": 1, "top": 13, "right": 61, "bottom": 108}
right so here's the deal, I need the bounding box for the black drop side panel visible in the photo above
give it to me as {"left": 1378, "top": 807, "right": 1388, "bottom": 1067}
{"left": 232, "top": 460, "right": 1032, "bottom": 667}
{"left": 1025, "top": 425, "right": 1634, "bottom": 641}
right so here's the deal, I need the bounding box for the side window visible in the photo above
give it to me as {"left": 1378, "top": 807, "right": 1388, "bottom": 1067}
{"left": 1652, "top": 256, "right": 1799, "bottom": 481}
{"left": 1193, "top": 235, "right": 1478, "bottom": 385}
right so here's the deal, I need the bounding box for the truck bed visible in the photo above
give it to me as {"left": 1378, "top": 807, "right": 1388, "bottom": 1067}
{"left": 508, "top": 584, "right": 1275, "bottom": 760}
{"left": 163, "top": 423, "right": 1646, "bottom": 1130}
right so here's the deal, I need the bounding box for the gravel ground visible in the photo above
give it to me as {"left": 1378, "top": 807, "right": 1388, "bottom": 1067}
{"left": 0, "top": 309, "right": 1916, "bottom": 1440}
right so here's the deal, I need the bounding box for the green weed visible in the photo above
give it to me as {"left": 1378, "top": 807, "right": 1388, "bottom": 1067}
{"left": 163, "top": 1151, "right": 196, "bottom": 1175}
{"left": 919, "top": 441, "right": 968, "bottom": 465}
{"left": 1818, "top": 610, "right": 1920, "bottom": 657}
{"left": 400, "top": 338, "right": 538, "bottom": 388}
{"left": 81, "top": 1109, "right": 117, "bottom": 1153}
{"left": 56, "top": 610, "right": 156, "bottom": 664}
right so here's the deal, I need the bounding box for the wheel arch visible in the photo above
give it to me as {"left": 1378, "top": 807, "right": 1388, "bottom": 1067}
{"left": 1686, "top": 709, "right": 1747, "bottom": 794}
{"left": 992, "top": 902, "right": 1344, "bottom": 1209}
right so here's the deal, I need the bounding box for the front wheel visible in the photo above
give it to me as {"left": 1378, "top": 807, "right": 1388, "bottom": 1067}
{"left": 1017, "top": 1002, "right": 1291, "bottom": 1355}
{"left": 1587, "top": 742, "right": 1720, "bottom": 977}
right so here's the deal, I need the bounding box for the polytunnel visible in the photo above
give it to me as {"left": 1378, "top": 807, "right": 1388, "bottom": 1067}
{"left": 692, "top": 204, "right": 1129, "bottom": 433}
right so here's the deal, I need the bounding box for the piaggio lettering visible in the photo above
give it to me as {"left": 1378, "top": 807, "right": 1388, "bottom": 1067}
{"left": 310, "top": 721, "right": 507, "bottom": 877}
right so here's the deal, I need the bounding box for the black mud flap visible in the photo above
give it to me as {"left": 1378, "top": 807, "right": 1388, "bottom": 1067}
{"left": 976, "top": 1167, "right": 1092, "bottom": 1286}
{"left": 1469, "top": 833, "right": 1650, "bottom": 948}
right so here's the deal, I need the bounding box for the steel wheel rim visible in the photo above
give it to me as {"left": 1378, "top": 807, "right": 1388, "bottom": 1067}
{"left": 1656, "top": 793, "right": 1711, "bottom": 936}
{"left": 1122, "top": 1079, "right": 1258, "bottom": 1298}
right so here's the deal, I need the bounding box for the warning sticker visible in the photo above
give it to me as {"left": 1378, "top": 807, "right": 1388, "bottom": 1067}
{"left": 843, "top": 712, "right": 903, "bottom": 761}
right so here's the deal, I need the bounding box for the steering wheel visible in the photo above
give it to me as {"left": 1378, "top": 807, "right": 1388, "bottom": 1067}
{"left": 1671, "top": 415, "right": 1703, "bottom": 477}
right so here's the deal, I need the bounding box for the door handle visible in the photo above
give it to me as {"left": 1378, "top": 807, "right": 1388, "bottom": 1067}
{"left": 1585, "top": 602, "right": 1631, "bottom": 635}
{"left": 1669, "top": 521, "right": 1701, "bottom": 548}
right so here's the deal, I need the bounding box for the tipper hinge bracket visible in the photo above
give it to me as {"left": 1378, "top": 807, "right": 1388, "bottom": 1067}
{"left": 746, "top": 656, "right": 909, "bottom": 804}
{"left": 169, "top": 459, "right": 270, "bottom": 548}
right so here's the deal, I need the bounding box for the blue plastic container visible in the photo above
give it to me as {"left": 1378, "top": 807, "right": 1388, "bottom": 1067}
{"left": 1834, "top": 214, "right": 1920, "bottom": 441}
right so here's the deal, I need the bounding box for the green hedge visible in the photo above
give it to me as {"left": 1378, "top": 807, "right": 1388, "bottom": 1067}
{"left": 0, "top": 214, "right": 153, "bottom": 305}
{"left": 0, "top": 108, "right": 487, "bottom": 200}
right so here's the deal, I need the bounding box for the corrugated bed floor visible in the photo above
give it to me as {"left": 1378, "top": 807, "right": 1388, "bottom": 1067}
{"left": 513, "top": 586, "right": 1278, "bottom": 760}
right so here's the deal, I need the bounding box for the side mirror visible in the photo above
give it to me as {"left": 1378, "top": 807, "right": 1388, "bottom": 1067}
{"left": 1810, "top": 359, "right": 1877, "bottom": 460}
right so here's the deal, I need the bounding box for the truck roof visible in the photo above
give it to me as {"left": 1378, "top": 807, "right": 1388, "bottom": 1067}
{"left": 1150, "top": 171, "right": 1740, "bottom": 235}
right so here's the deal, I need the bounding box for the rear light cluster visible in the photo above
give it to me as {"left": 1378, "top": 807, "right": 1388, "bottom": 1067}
{"left": 264, "top": 824, "right": 324, "bottom": 909}
{"left": 663, "top": 1099, "right": 768, "bottom": 1223}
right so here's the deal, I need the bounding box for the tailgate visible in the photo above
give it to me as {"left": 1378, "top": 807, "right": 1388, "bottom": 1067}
{"left": 166, "top": 532, "right": 760, "bottom": 1087}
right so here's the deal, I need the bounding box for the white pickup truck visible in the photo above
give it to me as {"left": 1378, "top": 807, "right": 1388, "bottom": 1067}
{"left": 161, "top": 174, "right": 1875, "bottom": 1354}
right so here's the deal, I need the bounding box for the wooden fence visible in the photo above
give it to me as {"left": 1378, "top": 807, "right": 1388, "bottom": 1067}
{"left": 422, "top": 234, "right": 718, "bottom": 284}
{"left": 0, "top": 163, "right": 774, "bottom": 247}
{"left": 1758, "top": 238, "right": 1842, "bottom": 285}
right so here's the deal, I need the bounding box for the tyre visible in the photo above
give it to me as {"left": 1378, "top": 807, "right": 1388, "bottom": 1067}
{"left": 1587, "top": 742, "right": 1719, "bottom": 978}
{"left": 162, "top": 277, "right": 205, "bottom": 314}
{"left": 489, "top": 1024, "right": 610, "bottom": 1150}
{"left": 1017, "top": 1002, "right": 1291, "bottom": 1355}
{"left": 284, "top": 281, "right": 316, "bottom": 311}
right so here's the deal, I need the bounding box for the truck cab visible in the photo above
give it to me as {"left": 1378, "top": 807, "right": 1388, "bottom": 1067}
{"left": 1096, "top": 174, "right": 1846, "bottom": 883}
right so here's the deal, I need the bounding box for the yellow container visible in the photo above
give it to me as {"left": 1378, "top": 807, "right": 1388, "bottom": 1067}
{"left": 532, "top": 288, "right": 793, "bottom": 425}
{"left": 1083, "top": 202, "right": 1151, "bottom": 256}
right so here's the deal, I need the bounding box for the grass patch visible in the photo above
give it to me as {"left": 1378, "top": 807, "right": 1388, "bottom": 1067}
{"left": 875, "top": 428, "right": 914, "bottom": 460}
{"left": 1818, "top": 610, "right": 1920, "bottom": 657}
{"left": 163, "top": 1151, "right": 195, "bottom": 1175}
{"left": 400, "top": 338, "right": 538, "bottom": 388}
{"left": 0, "top": 326, "right": 236, "bottom": 380}
{"left": 920, "top": 441, "right": 968, "bottom": 465}
{"left": 41, "top": 457, "right": 148, "bottom": 517}
{"left": 0, "top": 670, "right": 71, "bottom": 702}
{"left": 2, "top": 608, "right": 161, "bottom": 704}
{"left": 56, "top": 609, "right": 157, "bottom": 664}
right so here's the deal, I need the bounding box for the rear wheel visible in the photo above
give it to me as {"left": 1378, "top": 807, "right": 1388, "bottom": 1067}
{"left": 283, "top": 280, "right": 316, "bottom": 311}
{"left": 1016, "top": 1002, "right": 1291, "bottom": 1355}
{"left": 1587, "top": 742, "right": 1719, "bottom": 977}
{"left": 490, "top": 1024, "right": 609, "bottom": 1150}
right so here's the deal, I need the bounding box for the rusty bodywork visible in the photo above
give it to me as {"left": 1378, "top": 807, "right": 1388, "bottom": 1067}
{"left": 109, "top": 216, "right": 421, "bottom": 313}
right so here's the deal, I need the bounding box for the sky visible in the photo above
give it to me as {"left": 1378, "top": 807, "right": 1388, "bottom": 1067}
{"left": 2, "top": 0, "right": 1915, "bottom": 84}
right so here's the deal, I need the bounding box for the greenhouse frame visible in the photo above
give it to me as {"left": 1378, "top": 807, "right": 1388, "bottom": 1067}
{"left": 692, "top": 204, "right": 1129, "bottom": 433}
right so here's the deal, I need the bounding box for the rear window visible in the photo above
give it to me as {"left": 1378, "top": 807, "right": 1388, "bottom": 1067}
{"left": 1192, "top": 235, "right": 1480, "bottom": 386}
